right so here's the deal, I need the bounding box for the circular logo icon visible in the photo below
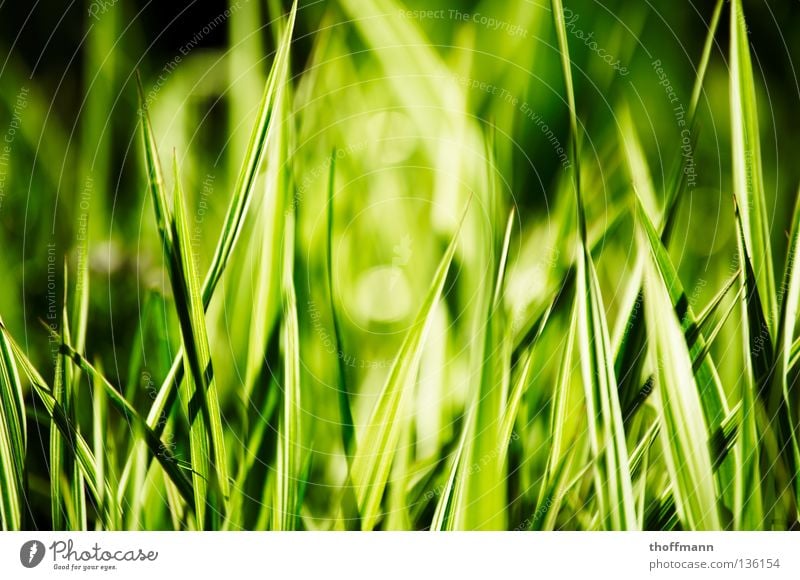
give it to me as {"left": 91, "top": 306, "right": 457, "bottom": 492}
{"left": 20, "top": 540, "right": 46, "bottom": 568}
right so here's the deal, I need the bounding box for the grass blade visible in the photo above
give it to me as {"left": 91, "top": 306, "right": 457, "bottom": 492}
{"left": 273, "top": 213, "right": 302, "bottom": 531}
{"left": 0, "top": 315, "right": 26, "bottom": 530}
{"left": 552, "top": 0, "right": 636, "bottom": 530}
{"left": 463, "top": 208, "right": 514, "bottom": 530}
{"left": 643, "top": 257, "right": 722, "bottom": 530}
{"left": 2, "top": 325, "right": 115, "bottom": 527}
{"left": 119, "top": 0, "right": 298, "bottom": 499}
{"left": 730, "top": 0, "right": 777, "bottom": 335}
{"left": 55, "top": 340, "right": 194, "bottom": 507}
{"left": 171, "top": 157, "right": 230, "bottom": 523}
{"left": 352, "top": 200, "right": 469, "bottom": 530}
{"left": 770, "top": 183, "right": 800, "bottom": 518}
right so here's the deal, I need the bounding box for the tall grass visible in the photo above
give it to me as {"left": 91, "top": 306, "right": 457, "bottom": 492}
{"left": 0, "top": 0, "right": 798, "bottom": 531}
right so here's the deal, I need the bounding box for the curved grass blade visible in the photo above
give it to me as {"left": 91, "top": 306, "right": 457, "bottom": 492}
{"left": 119, "top": 0, "right": 298, "bottom": 497}
{"left": 576, "top": 246, "right": 638, "bottom": 530}
{"left": 730, "top": 0, "right": 777, "bottom": 336}
{"left": 552, "top": 0, "right": 636, "bottom": 530}
{"left": 430, "top": 410, "right": 472, "bottom": 532}
{"left": 615, "top": 0, "right": 724, "bottom": 401}
{"left": 273, "top": 213, "right": 302, "bottom": 531}
{"left": 326, "top": 155, "right": 355, "bottom": 461}
{"left": 733, "top": 203, "right": 769, "bottom": 529}
{"left": 463, "top": 208, "right": 515, "bottom": 530}
{"left": 633, "top": 197, "right": 730, "bottom": 434}
{"left": 538, "top": 303, "right": 577, "bottom": 506}
{"left": 55, "top": 340, "right": 194, "bottom": 506}
{"left": 643, "top": 257, "right": 722, "bottom": 530}
{"left": 0, "top": 315, "right": 25, "bottom": 530}
{"left": 171, "top": 157, "right": 231, "bottom": 523}
{"left": 2, "top": 325, "right": 116, "bottom": 526}
{"left": 771, "top": 184, "right": 800, "bottom": 515}
{"left": 326, "top": 156, "right": 361, "bottom": 529}
{"left": 352, "top": 200, "right": 470, "bottom": 530}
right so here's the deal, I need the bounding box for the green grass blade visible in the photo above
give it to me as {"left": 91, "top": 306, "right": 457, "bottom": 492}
{"left": 688, "top": 0, "right": 724, "bottom": 120}
{"left": 643, "top": 257, "right": 722, "bottom": 530}
{"left": 552, "top": 0, "right": 636, "bottom": 530}
{"left": 772, "top": 184, "right": 800, "bottom": 515}
{"left": 56, "top": 341, "right": 194, "bottom": 508}
{"left": 463, "top": 208, "right": 514, "bottom": 530}
{"left": 0, "top": 316, "right": 25, "bottom": 530}
{"left": 576, "top": 247, "right": 638, "bottom": 530}
{"left": 2, "top": 325, "right": 115, "bottom": 527}
{"left": 430, "top": 411, "right": 473, "bottom": 532}
{"left": 691, "top": 284, "right": 744, "bottom": 371}
{"left": 352, "top": 201, "right": 469, "bottom": 530}
{"left": 273, "top": 213, "right": 302, "bottom": 531}
{"left": 326, "top": 156, "right": 355, "bottom": 461}
{"left": 92, "top": 359, "right": 108, "bottom": 529}
{"left": 538, "top": 303, "right": 577, "bottom": 503}
{"left": 171, "top": 157, "right": 231, "bottom": 521}
{"left": 201, "top": 0, "right": 297, "bottom": 304}
{"left": 733, "top": 204, "right": 778, "bottom": 529}
{"left": 730, "top": 0, "right": 777, "bottom": 336}
{"left": 634, "top": 197, "right": 730, "bottom": 430}
{"left": 326, "top": 157, "right": 362, "bottom": 529}
{"left": 121, "top": 1, "right": 298, "bottom": 504}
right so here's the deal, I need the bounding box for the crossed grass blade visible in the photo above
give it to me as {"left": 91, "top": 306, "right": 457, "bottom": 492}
{"left": 643, "top": 256, "right": 722, "bottom": 530}
{"left": 351, "top": 200, "right": 470, "bottom": 530}
{"left": 118, "top": 0, "right": 297, "bottom": 500}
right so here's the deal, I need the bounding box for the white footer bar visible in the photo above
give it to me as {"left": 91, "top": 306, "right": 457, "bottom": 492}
{"left": 1, "top": 532, "right": 797, "bottom": 579}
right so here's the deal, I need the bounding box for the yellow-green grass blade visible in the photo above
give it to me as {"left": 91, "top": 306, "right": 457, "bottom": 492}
{"left": 50, "top": 285, "right": 75, "bottom": 530}
{"left": 2, "top": 325, "right": 115, "bottom": 527}
{"left": 634, "top": 197, "right": 730, "bottom": 435}
{"left": 54, "top": 339, "right": 194, "bottom": 508}
{"left": 550, "top": 0, "right": 581, "bottom": 209}
{"left": 643, "top": 256, "right": 722, "bottom": 530}
{"left": 730, "top": 0, "right": 777, "bottom": 337}
{"left": 634, "top": 195, "right": 737, "bottom": 515}
{"left": 273, "top": 213, "right": 302, "bottom": 531}
{"left": 552, "top": 0, "right": 636, "bottom": 530}
{"left": 326, "top": 156, "right": 355, "bottom": 462}
{"left": 137, "top": 88, "right": 210, "bottom": 524}
{"left": 689, "top": 0, "right": 725, "bottom": 121}
{"left": 687, "top": 269, "right": 742, "bottom": 353}
{"left": 120, "top": 0, "right": 297, "bottom": 500}
{"left": 771, "top": 184, "right": 800, "bottom": 515}
{"left": 463, "top": 209, "right": 514, "bottom": 530}
{"left": 538, "top": 302, "right": 577, "bottom": 508}
{"left": 139, "top": 95, "right": 214, "bottom": 526}
{"left": 690, "top": 284, "right": 744, "bottom": 372}
{"left": 202, "top": 0, "right": 297, "bottom": 303}
{"left": 532, "top": 445, "right": 592, "bottom": 532}
{"left": 352, "top": 201, "right": 469, "bottom": 530}
{"left": 733, "top": 204, "right": 784, "bottom": 528}
{"left": 171, "top": 158, "right": 231, "bottom": 521}
{"left": 244, "top": 36, "right": 291, "bottom": 403}
{"left": 662, "top": 0, "right": 722, "bottom": 241}
{"left": 92, "top": 359, "right": 109, "bottom": 530}
{"left": 0, "top": 315, "right": 25, "bottom": 530}
{"left": 576, "top": 246, "right": 638, "bottom": 530}
{"left": 430, "top": 410, "right": 473, "bottom": 532}
{"left": 615, "top": 91, "right": 731, "bottom": 421}
{"left": 326, "top": 157, "right": 361, "bottom": 529}
{"left": 500, "top": 341, "right": 538, "bottom": 455}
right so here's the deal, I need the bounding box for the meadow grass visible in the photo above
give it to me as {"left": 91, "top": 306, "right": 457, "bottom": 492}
{"left": 0, "top": 0, "right": 798, "bottom": 531}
